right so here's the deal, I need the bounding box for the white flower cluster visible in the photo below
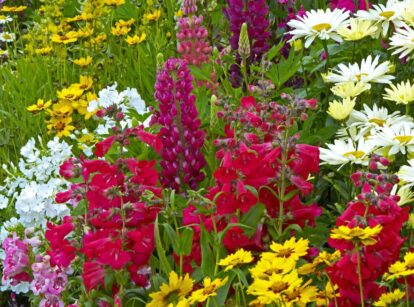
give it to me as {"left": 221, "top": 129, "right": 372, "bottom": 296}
{"left": 87, "top": 82, "right": 149, "bottom": 136}
{"left": 0, "top": 137, "right": 72, "bottom": 235}
{"left": 320, "top": 104, "right": 414, "bottom": 167}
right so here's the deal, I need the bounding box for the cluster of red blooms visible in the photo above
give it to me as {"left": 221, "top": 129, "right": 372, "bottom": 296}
{"left": 177, "top": 94, "right": 322, "bottom": 271}
{"left": 327, "top": 155, "right": 408, "bottom": 306}
{"left": 45, "top": 117, "right": 162, "bottom": 304}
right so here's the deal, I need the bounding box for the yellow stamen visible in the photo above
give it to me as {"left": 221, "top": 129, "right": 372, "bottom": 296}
{"left": 344, "top": 151, "right": 365, "bottom": 158}
{"left": 394, "top": 136, "right": 413, "bottom": 144}
{"left": 369, "top": 118, "right": 386, "bottom": 126}
{"left": 312, "top": 23, "right": 332, "bottom": 32}
{"left": 379, "top": 11, "right": 395, "bottom": 19}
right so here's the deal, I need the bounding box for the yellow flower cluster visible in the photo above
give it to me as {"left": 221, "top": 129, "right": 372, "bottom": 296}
{"left": 247, "top": 238, "right": 320, "bottom": 306}
{"left": 27, "top": 75, "right": 96, "bottom": 137}
{"left": 147, "top": 271, "right": 228, "bottom": 307}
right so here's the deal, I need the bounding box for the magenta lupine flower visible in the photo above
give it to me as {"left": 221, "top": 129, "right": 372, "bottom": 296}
{"left": 182, "top": 0, "right": 197, "bottom": 15}
{"left": 330, "top": 0, "right": 371, "bottom": 12}
{"left": 1, "top": 233, "right": 31, "bottom": 285}
{"left": 154, "top": 58, "right": 206, "bottom": 191}
{"left": 177, "top": 16, "right": 212, "bottom": 66}
{"left": 224, "top": 0, "right": 270, "bottom": 61}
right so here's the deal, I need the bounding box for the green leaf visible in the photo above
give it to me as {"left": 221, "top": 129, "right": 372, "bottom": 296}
{"left": 162, "top": 223, "right": 180, "bottom": 252}
{"left": 200, "top": 224, "right": 215, "bottom": 277}
{"left": 71, "top": 200, "right": 86, "bottom": 217}
{"left": 179, "top": 227, "right": 194, "bottom": 256}
{"left": 210, "top": 272, "right": 236, "bottom": 307}
{"left": 155, "top": 217, "right": 173, "bottom": 275}
{"left": 240, "top": 204, "right": 265, "bottom": 237}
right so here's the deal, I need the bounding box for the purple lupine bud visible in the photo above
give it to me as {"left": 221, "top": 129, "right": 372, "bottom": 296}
{"left": 154, "top": 58, "right": 206, "bottom": 191}
{"left": 224, "top": 0, "right": 270, "bottom": 61}
{"left": 182, "top": 0, "right": 197, "bottom": 15}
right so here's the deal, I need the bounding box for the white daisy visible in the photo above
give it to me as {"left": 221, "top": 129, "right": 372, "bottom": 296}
{"left": 402, "top": 0, "right": 414, "bottom": 26}
{"left": 389, "top": 24, "right": 414, "bottom": 60}
{"left": 0, "top": 15, "right": 12, "bottom": 25}
{"left": 369, "top": 124, "right": 414, "bottom": 156}
{"left": 325, "top": 55, "right": 394, "bottom": 84}
{"left": 287, "top": 8, "right": 350, "bottom": 48}
{"left": 337, "top": 104, "right": 413, "bottom": 140}
{"left": 320, "top": 138, "right": 375, "bottom": 167}
{"left": 0, "top": 32, "right": 15, "bottom": 43}
{"left": 399, "top": 159, "right": 414, "bottom": 189}
{"left": 356, "top": 0, "right": 405, "bottom": 37}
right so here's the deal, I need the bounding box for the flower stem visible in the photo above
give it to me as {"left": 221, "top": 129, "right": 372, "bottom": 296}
{"left": 322, "top": 40, "right": 331, "bottom": 72}
{"left": 405, "top": 277, "right": 410, "bottom": 307}
{"left": 356, "top": 245, "right": 365, "bottom": 307}
{"left": 406, "top": 103, "right": 411, "bottom": 116}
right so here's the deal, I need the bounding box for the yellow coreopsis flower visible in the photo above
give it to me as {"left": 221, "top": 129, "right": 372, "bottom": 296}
{"left": 27, "top": 99, "right": 52, "bottom": 112}
{"left": 330, "top": 224, "right": 383, "bottom": 246}
{"left": 284, "top": 281, "right": 318, "bottom": 306}
{"left": 188, "top": 277, "right": 228, "bottom": 304}
{"left": 218, "top": 248, "right": 253, "bottom": 271}
{"left": 57, "top": 86, "right": 84, "bottom": 101}
{"left": 48, "top": 100, "right": 74, "bottom": 119}
{"left": 35, "top": 47, "right": 53, "bottom": 56}
{"left": 385, "top": 252, "right": 414, "bottom": 280}
{"left": 104, "top": 0, "right": 125, "bottom": 6}
{"left": 250, "top": 257, "right": 296, "bottom": 280}
{"left": 1, "top": 6, "right": 27, "bottom": 13}
{"left": 111, "top": 25, "right": 131, "bottom": 36}
{"left": 77, "top": 75, "right": 94, "bottom": 91}
{"left": 147, "top": 271, "right": 194, "bottom": 307}
{"left": 383, "top": 80, "right": 414, "bottom": 105}
{"left": 327, "top": 97, "right": 356, "bottom": 121}
{"left": 373, "top": 289, "right": 405, "bottom": 306}
{"left": 261, "top": 237, "right": 309, "bottom": 262}
{"left": 247, "top": 270, "right": 302, "bottom": 305}
{"left": 51, "top": 32, "right": 78, "bottom": 44}
{"left": 337, "top": 18, "right": 377, "bottom": 41}
{"left": 125, "top": 33, "right": 146, "bottom": 45}
{"left": 331, "top": 81, "right": 371, "bottom": 99}
{"left": 47, "top": 117, "right": 75, "bottom": 137}
{"left": 73, "top": 56, "right": 93, "bottom": 67}
{"left": 144, "top": 10, "right": 161, "bottom": 22}
{"left": 315, "top": 283, "right": 340, "bottom": 306}
{"left": 115, "top": 18, "right": 135, "bottom": 27}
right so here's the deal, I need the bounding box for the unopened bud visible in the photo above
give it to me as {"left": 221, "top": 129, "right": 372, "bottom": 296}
{"left": 238, "top": 23, "right": 250, "bottom": 59}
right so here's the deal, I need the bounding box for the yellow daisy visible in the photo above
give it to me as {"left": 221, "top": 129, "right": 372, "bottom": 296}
{"left": 250, "top": 258, "right": 296, "bottom": 280}
{"left": 330, "top": 224, "right": 382, "bottom": 246}
{"left": 188, "top": 277, "right": 228, "bottom": 304}
{"left": 147, "top": 271, "right": 194, "bottom": 307}
{"left": 383, "top": 80, "right": 414, "bottom": 105}
{"left": 35, "top": 47, "right": 53, "bottom": 56}
{"left": 1, "top": 6, "right": 27, "bottom": 13}
{"left": 125, "top": 33, "right": 146, "bottom": 45}
{"left": 51, "top": 32, "right": 78, "bottom": 44}
{"left": 327, "top": 97, "right": 356, "bottom": 121}
{"left": 337, "top": 18, "right": 377, "bottom": 41}
{"left": 218, "top": 248, "right": 254, "bottom": 272}
{"left": 104, "top": 0, "right": 125, "bottom": 6}
{"left": 73, "top": 56, "right": 93, "bottom": 67}
{"left": 373, "top": 289, "right": 405, "bottom": 306}
{"left": 144, "top": 10, "right": 161, "bottom": 22}
{"left": 261, "top": 237, "right": 309, "bottom": 262}
{"left": 331, "top": 81, "right": 371, "bottom": 98}
{"left": 27, "top": 99, "right": 52, "bottom": 112}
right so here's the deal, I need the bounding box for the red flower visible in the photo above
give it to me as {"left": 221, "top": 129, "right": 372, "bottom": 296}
{"left": 95, "top": 135, "right": 116, "bottom": 157}
{"left": 83, "top": 261, "right": 105, "bottom": 291}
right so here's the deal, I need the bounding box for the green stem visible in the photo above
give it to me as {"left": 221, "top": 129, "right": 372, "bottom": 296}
{"left": 322, "top": 40, "right": 330, "bottom": 72}
{"left": 365, "top": 0, "right": 369, "bottom": 10}
{"left": 356, "top": 245, "right": 365, "bottom": 307}
{"left": 241, "top": 57, "right": 250, "bottom": 94}
{"left": 405, "top": 277, "right": 410, "bottom": 307}
{"left": 277, "top": 128, "right": 290, "bottom": 239}
{"left": 406, "top": 103, "right": 410, "bottom": 116}
{"left": 300, "top": 51, "right": 308, "bottom": 96}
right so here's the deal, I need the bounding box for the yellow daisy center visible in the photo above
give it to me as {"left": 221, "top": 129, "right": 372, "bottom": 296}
{"left": 379, "top": 11, "right": 395, "bottom": 19}
{"left": 312, "top": 23, "right": 332, "bottom": 32}
{"left": 0, "top": 16, "right": 5, "bottom": 20}
{"left": 275, "top": 248, "right": 294, "bottom": 258}
{"left": 343, "top": 150, "right": 365, "bottom": 158}
{"left": 3, "top": 33, "right": 11, "bottom": 39}
{"left": 265, "top": 267, "right": 284, "bottom": 275}
{"left": 369, "top": 118, "right": 386, "bottom": 126}
{"left": 355, "top": 73, "right": 369, "bottom": 81}
{"left": 269, "top": 281, "right": 289, "bottom": 293}
{"left": 394, "top": 135, "right": 413, "bottom": 144}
